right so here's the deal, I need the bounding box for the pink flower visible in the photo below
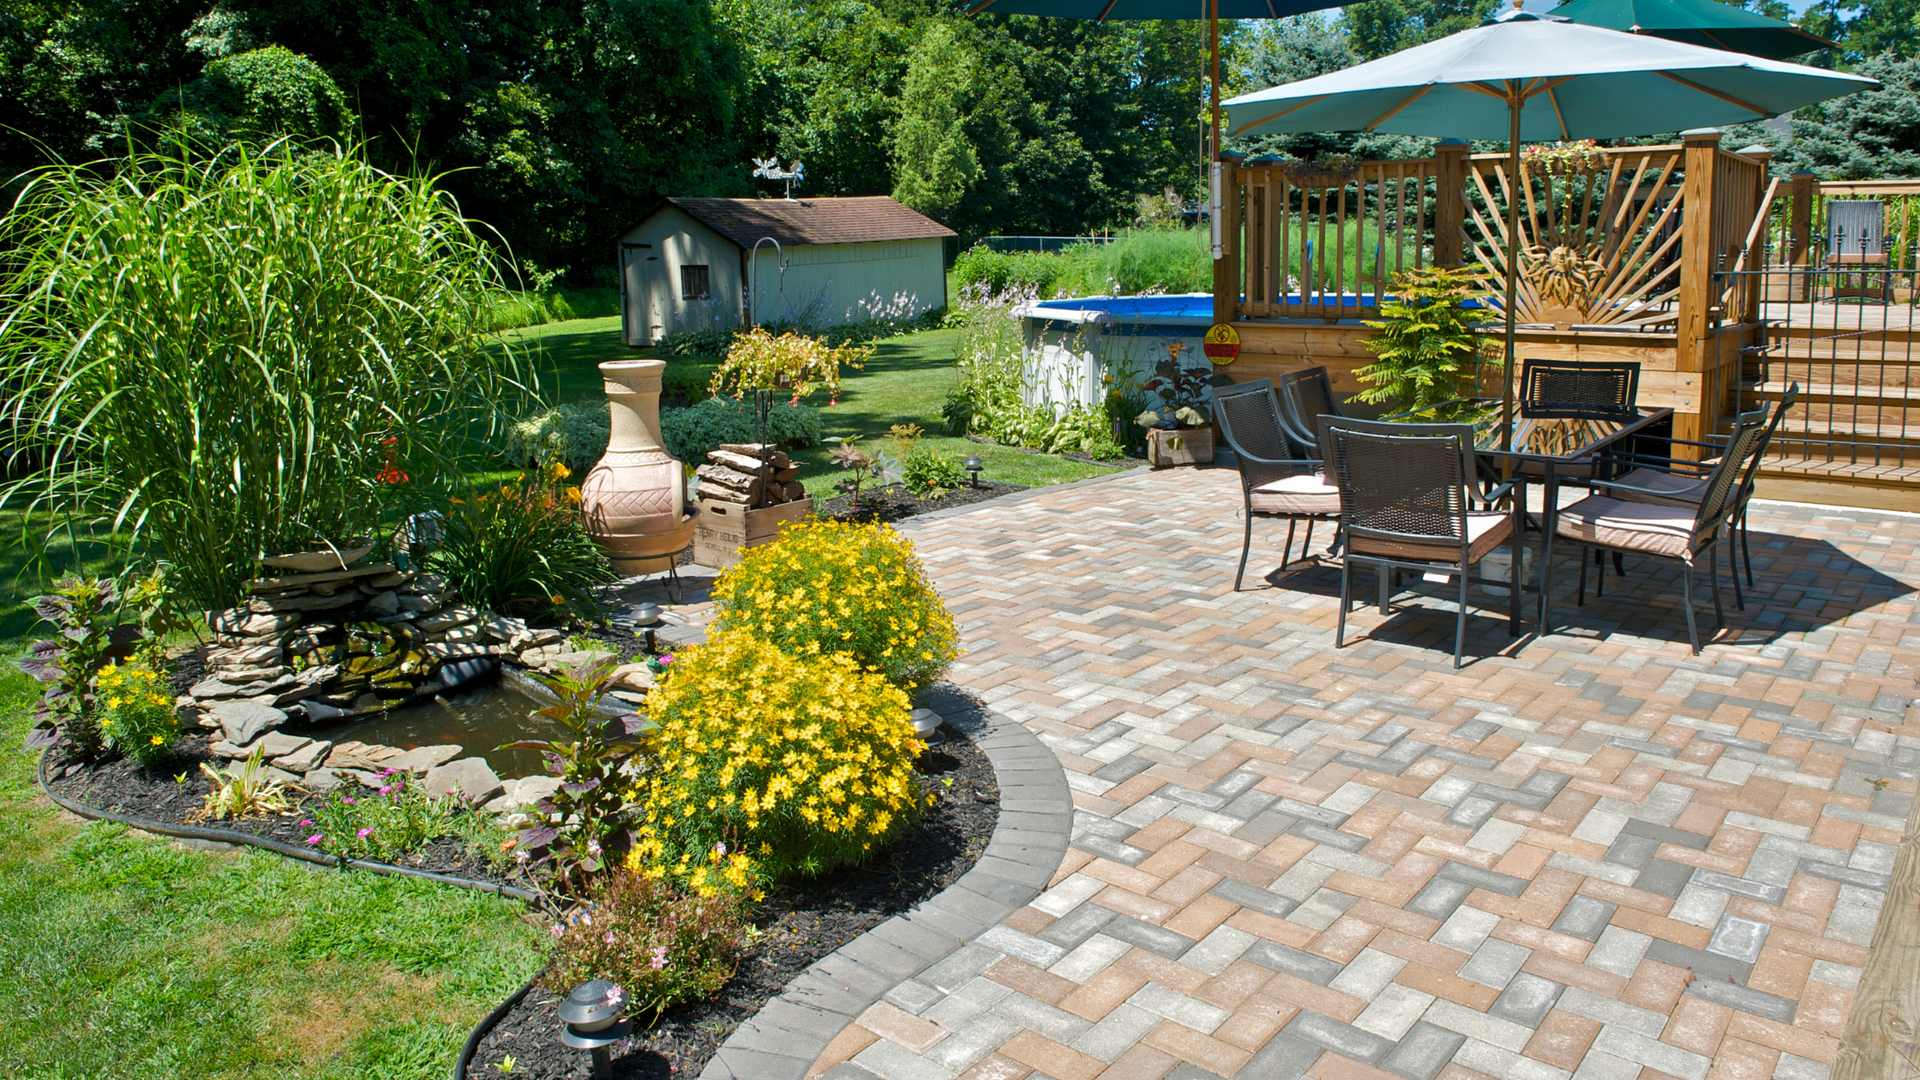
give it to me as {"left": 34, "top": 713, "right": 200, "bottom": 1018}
{"left": 649, "top": 946, "right": 668, "bottom": 970}
{"left": 586, "top": 839, "right": 602, "bottom": 858}
{"left": 343, "top": 797, "right": 356, "bottom": 805}
{"left": 377, "top": 786, "right": 392, "bottom": 795}
{"left": 549, "top": 925, "right": 564, "bottom": 938}
{"left": 604, "top": 985, "right": 626, "bottom": 1009}
{"left": 714, "top": 842, "right": 727, "bottom": 857}
{"left": 581, "top": 913, "right": 593, "bottom": 926}
{"left": 356, "top": 827, "right": 374, "bottom": 838}
{"left": 299, "top": 819, "right": 312, "bottom": 827}
{"left": 305, "top": 834, "right": 323, "bottom": 845}
{"left": 604, "top": 930, "right": 616, "bottom": 944}
{"left": 516, "top": 850, "right": 530, "bottom": 864}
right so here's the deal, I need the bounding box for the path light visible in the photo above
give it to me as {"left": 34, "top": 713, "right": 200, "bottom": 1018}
{"left": 559, "top": 979, "right": 631, "bottom": 1079}
{"left": 963, "top": 455, "right": 984, "bottom": 488}
{"left": 631, "top": 601, "right": 663, "bottom": 654}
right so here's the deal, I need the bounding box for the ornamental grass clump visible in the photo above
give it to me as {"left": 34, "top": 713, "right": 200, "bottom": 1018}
{"left": 632, "top": 630, "right": 929, "bottom": 889}
{"left": 543, "top": 870, "right": 749, "bottom": 1020}
{"left": 0, "top": 138, "right": 531, "bottom": 610}
{"left": 710, "top": 520, "right": 958, "bottom": 692}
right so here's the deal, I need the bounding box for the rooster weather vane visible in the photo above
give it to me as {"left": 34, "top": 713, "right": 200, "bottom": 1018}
{"left": 752, "top": 156, "right": 805, "bottom": 201}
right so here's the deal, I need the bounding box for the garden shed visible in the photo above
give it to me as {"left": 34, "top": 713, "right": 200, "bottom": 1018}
{"left": 617, "top": 196, "right": 955, "bottom": 346}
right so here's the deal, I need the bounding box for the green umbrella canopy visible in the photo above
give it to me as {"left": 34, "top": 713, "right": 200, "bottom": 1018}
{"left": 1550, "top": 0, "right": 1834, "bottom": 62}
{"left": 1222, "top": 12, "right": 1873, "bottom": 141}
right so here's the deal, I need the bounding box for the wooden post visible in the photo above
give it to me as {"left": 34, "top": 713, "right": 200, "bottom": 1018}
{"left": 1433, "top": 139, "right": 1469, "bottom": 268}
{"left": 1675, "top": 128, "right": 1723, "bottom": 451}
{"left": 1790, "top": 170, "right": 1816, "bottom": 301}
{"left": 1214, "top": 152, "right": 1243, "bottom": 325}
{"left": 1742, "top": 147, "right": 1772, "bottom": 324}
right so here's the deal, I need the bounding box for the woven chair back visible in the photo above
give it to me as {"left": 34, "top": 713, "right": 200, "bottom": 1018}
{"left": 1736, "top": 384, "right": 1798, "bottom": 496}
{"left": 1520, "top": 359, "right": 1640, "bottom": 420}
{"left": 1275, "top": 366, "right": 1339, "bottom": 454}
{"left": 1328, "top": 426, "right": 1472, "bottom": 551}
{"left": 1211, "top": 380, "right": 1290, "bottom": 464}
{"left": 1692, "top": 408, "right": 1771, "bottom": 541}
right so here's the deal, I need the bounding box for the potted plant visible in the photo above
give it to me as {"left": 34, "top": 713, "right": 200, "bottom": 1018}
{"left": 1135, "top": 344, "right": 1228, "bottom": 467}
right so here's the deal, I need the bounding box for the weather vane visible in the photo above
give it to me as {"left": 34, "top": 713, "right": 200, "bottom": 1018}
{"left": 751, "top": 156, "right": 805, "bottom": 201}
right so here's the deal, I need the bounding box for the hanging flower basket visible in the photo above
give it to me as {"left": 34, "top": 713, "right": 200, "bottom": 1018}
{"left": 1282, "top": 154, "right": 1361, "bottom": 189}
{"left": 1522, "top": 140, "right": 1608, "bottom": 177}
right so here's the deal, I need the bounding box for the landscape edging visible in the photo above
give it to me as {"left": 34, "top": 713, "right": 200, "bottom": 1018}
{"left": 694, "top": 686, "right": 1073, "bottom": 1080}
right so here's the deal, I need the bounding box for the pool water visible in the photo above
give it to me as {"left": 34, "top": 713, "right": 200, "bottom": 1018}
{"left": 305, "top": 679, "right": 578, "bottom": 780}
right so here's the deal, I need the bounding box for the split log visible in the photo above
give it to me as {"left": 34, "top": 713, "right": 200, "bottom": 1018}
{"left": 700, "top": 485, "right": 754, "bottom": 505}
{"left": 708, "top": 449, "right": 769, "bottom": 473}
{"left": 771, "top": 466, "right": 801, "bottom": 483}
{"left": 783, "top": 480, "right": 807, "bottom": 501}
{"left": 717, "top": 443, "right": 779, "bottom": 458}
{"left": 696, "top": 464, "right": 760, "bottom": 492}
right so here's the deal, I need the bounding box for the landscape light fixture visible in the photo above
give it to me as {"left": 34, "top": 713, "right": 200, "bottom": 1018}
{"left": 630, "top": 601, "right": 663, "bottom": 653}
{"left": 558, "top": 979, "right": 631, "bottom": 1079}
{"left": 963, "top": 455, "right": 984, "bottom": 488}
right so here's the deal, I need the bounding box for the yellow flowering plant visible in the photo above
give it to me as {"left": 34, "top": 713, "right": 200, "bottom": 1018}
{"left": 630, "top": 629, "right": 930, "bottom": 890}
{"left": 95, "top": 658, "right": 181, "bottom": 767}
{"left": 708, "top": 327, "right": 872, "bottom": 405}
{"left": 710, "top": 520, "right": 958, "bottom": 692}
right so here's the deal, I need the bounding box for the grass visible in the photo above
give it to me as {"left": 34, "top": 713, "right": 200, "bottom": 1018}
{"left": 499, "top": 317, "right": 1126, "bottom": 496}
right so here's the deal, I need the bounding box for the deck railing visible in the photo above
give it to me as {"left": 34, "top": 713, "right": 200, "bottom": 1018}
{"left": 1223, "top": 132, "right": 1773, "bottom": 332}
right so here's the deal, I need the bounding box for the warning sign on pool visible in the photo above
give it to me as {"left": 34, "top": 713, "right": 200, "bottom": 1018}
{"left": 1203, "top": 324, "right": 1240, "bottom": 364}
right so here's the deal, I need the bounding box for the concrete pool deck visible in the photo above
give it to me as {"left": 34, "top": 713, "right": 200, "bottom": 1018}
{"left": 639, "top": 464, "right": 1920, "bottom": 1080}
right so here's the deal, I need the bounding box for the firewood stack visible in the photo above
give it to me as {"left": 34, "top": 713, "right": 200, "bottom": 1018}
{"left": 695, "top": 443, "right": 806, "bottom": 509}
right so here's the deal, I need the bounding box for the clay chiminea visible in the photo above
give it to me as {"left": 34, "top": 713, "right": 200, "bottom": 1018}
{"left": 580, "top": 359, "right": 697, "bottom": 573}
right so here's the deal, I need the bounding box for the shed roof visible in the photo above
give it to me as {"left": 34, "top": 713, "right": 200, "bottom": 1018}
{"left": 659, "top": 196, "right": 956, "bottom": 249}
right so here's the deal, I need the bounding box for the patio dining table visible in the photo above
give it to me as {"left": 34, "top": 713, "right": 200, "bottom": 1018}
{"left": 1476, "top": 404, "right": 1676, "bottom": 621}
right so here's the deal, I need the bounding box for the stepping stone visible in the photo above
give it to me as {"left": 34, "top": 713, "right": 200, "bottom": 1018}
{"left": 422, "top": 757, "right": 504, "bottom": 803}
{"left": 273, "top": 739, "right": 332, "bottom": 774}
{"left": 211, "top": 701, "right": 287, "bottom": 746}
{"left": 383, "top": 744, "right": 464, "bottom": 773}
{"left": 486, "top": 775, "right": 562, "bottom": 813}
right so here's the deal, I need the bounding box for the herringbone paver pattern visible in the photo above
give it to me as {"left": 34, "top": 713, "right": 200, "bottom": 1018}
{"left": 800, "top": 468, "right": 1920, "bottom": 1080}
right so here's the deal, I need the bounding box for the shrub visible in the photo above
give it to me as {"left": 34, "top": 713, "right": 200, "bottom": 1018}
{"left": 95, "top": 659, "right": 180, "bottom": 768}
{"left": 543, "top": 870, "right": 749, "bottom": 1020}
{"left": 709, "top": 327, "right": 872, "bottom": 404}
{"left": 660, "top": 362, "right": 720, "bottom": 406}
{"left": 901, "top": 444, "right": 968, "bottom": 496}
{"left": 303, "top": 770, "right": 466, "bottom": 861}
{"left": 505, "top": 660, "right": 648, "bottom": 895}
{"left": 0, "top": 140, "right": 531, "bottom": 610}
{"left": 487, "top": 286, "right": 622, "bottom": 331}
{"left": 16, "top": 576, "right": 117, "bottom": 756}
{"left": 1358, "top": 266, "right": 1497, "bottom": 411}
{"left": 951, "top": 244, "right": 1091, "bottom": 299}
{"left": 428, "top": 464, "right": 614, "bottom": 619}
{"left": 632, "top": 630, "right": 928, "bottom": 885}
{"left": 711, "top": 520, "right": 958, "bottom": 692}
{"left": 661, "top": 396, "right": 823, "bottom": 465}
{"left": 1093, "top": 228, "right": 1210, "bottom": 295}
{"left": 658, "top": 327, "right": 736, "bottom": 357}
{"left": 503, "top": 403, "right": 611, "bottom": 471}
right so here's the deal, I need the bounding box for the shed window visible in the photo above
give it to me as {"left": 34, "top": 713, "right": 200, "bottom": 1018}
{"left": 680, "top": 265, "right": 711, "bottom": 301}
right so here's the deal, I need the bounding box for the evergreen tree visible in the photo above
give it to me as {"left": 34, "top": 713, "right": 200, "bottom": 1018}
{"left": 891, "top": 24, "right": 983, "bottom": 219}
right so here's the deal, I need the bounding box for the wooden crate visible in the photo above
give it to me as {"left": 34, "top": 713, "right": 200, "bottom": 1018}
{"left": 1146, "top": 427, "right": 1213, "bottom": 468}
{"left": 693, "top": 497, "right": 813, "bottom": 568}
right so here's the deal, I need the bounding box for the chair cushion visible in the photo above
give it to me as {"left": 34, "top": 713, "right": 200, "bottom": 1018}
{"left": 1609, "top": 467, "right": 1709, "bottom": 508}
{"left": 1250, "top": 473, "right": 1340, "bottom": 515}
{"left": 1555, "top": 495, "right": 1699, "bottom": 560}
{"left": 1348, "top": 511, "right": 1512, "bottom": 564}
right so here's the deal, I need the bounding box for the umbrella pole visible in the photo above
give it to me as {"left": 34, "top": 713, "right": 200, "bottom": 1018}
{"left": 1502, "top": 85, "right": 1521, "bottom": 452}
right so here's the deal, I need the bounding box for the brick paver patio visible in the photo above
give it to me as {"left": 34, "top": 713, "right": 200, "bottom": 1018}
{"left": 775, "top": 465, "right": 1920, "bottom": 1080}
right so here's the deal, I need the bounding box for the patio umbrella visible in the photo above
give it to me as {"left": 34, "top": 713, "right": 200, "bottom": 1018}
{"left": 967, "top": 0, "right": 1353, "bottom": 260}
{"left": 1222, "top": 9, "right": 1874, "bottom": 445}
{"left": 1550, "top": 0, "right": 1834, "bottom": 62}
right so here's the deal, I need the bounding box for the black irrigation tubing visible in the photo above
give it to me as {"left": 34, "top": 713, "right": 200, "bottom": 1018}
{"left": 455, "top": 976, "right": 538, "bottom": 1080}
{"left": 35, "top": 751, "right": 546, "bottom": 905}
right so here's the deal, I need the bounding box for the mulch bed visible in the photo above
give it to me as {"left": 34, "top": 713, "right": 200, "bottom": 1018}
{"left": 464, "top": 725, "right": 1001, "bottom": 1079}
{"left": 814, "top": 480, "right": 1027, "bottom": 524}
{"left": 40, "top": 732, "right": 528, "bottom": 889}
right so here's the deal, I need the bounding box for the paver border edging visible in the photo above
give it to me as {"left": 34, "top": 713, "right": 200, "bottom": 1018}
{"left": 900, "top": 463, "right": 1151, "bottom": 529}
{"left": 694, "top": 686, "right": 1074, "bottom": 1080}
{"left": 35, "top": 750, "right": 544, "bottom": 904}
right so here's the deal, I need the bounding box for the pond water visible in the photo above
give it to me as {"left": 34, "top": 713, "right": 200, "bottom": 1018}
{"left": 305, "top": 677, "right": 578, "bottom": 780}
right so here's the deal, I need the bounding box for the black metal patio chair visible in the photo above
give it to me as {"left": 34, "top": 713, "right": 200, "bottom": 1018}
{"left": 1211, "top": 380, "right": 1341, "bottom": 588}
{"left": 1318, "top": 415, "right": 1526, "bottom": 668}
{"left": 1545, "top": 406, "right": 1772, "bottom": 653}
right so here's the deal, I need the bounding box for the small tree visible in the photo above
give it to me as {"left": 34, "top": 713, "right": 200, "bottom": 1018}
{"left": 1356, "top": 266, "right": 1496, "bottom": 411}
{"left": 891, "top": 23, "right": 981, "bottom": 220}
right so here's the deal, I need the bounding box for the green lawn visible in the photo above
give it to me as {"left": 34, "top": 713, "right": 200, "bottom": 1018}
{"left": 501, "top": 316, "right": 1126, "bottom": 496}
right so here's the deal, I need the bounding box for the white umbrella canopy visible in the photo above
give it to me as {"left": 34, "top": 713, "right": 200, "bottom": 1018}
{"left": 1222, "top": 10, "right": 1875, "bottom": 444}
{"left": 1223, "top": 11, "right": 1874, "bottom": 141}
